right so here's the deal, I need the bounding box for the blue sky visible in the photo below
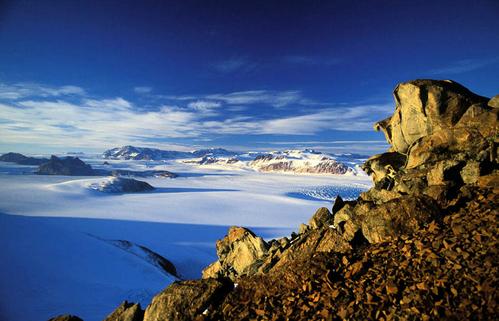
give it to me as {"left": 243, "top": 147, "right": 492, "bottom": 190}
{"left": 0, "top": 0, "right": 498, "bottom": 154}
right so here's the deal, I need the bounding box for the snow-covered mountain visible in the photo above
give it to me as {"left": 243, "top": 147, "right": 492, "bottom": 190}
{"left": 184, "top": 149, "right": 366, "bottom": 175}
{"left": 249, "top": 151, "right": 352, "bottom": 175}
{"left": 102, "top": 145, "right": 237, "bottom": 160}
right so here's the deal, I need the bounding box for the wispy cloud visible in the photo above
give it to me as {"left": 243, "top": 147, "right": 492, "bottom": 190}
{"left": 133, "top": 86, "right": 153, "bottom": 94}
{"left": 283, "top": 55, "right": 342, "bottom": 66}
{"left": 206, "top": 90, "right": 309, "bottom": 108}
{"left": 213, "top": 56, "right": 258, "bottom": 73}
{"left": 0, "top": 81, "right": 392, "bottom": 150}
{"left": 429, "top": 57, "right": 499, "bottom": 75}
{"left": 0, "top": 82, "right": 85, "bottom": 100}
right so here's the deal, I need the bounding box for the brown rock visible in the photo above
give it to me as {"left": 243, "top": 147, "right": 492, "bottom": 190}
{"left": 359, "top": 195, "right": 439, "bottom": 243}
{"left": 427, "top": 160, "right": 461, "bottom": 186}
{"left": 202, "top": 226, "right": 268, "bottom": 280}
{"left": 460, "top": 161, "right": 481, "bottom": 185}
{"left": 308, "top": 207, "right": 333, "bottom": 229}
{"left": 375, "top": 79, "right": 489, "bottom": 154}
{"left": 143, "top": 279, "right": 232, "bottom": 321}
{"left": 488, "top": 95, "right": 499, "bottom": 108}
{"left": 362, "top": 152, "right": 406, "bottom": 188}
{"left": 103, "top": 301, "right": 143, "bottom": 321}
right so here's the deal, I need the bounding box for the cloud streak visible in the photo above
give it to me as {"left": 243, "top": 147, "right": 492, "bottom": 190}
{"left": 429, "top": 57, "right": 499, "bottom": 75}
{"left": 0, "top": 82, "right": 392, "bottom": 151}
{"left": 0, "top": 82, "right": 86, "bottom": 100}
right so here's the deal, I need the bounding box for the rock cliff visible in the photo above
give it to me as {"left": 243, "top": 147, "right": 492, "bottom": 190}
{"left": 61, "top": 79, "right": 498, "bottom": 320}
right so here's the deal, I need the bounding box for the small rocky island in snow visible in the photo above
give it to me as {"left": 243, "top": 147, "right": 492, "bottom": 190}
{"left": 88, "top": 177, "right": 155, "bottom": 193}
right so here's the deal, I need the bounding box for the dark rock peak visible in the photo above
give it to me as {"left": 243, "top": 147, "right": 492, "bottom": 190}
{"left": 0, "top": 152, "right": 49, "bottom": 165}
{"left": 36, "top": 155, "right": 96, "bottom": 176}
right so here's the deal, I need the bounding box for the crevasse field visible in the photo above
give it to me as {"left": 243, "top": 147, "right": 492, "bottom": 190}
{"left": 0, "top": 156, "right": 371, "bottom": 321}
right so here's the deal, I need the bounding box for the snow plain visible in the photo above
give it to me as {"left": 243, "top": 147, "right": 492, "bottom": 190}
{"left": 0, "top": 158, "right": 371, "bottom": 321}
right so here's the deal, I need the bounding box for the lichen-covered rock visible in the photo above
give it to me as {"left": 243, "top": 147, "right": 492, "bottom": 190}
{"left": 375, "top": 79, "right": 489, "bottom": 154}
{"left": 143, "top": 279, "right": 232, "bottom": 321}
{"left": 103, "top": 301, "right": 143, "bottom": 321}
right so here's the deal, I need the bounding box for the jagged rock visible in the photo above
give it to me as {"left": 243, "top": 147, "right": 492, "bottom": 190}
{"left": 36, "top": 155, "right": 97, "bottom": 176}
{"left": 103, "top": 301, "right": 143, "bottom": 321}
{"left": 47, "top": 315, "right": 83, "bottom": 321}
{"left": 308, "top": 207, "right": 333, "bottom": 229}
{"left": 143, "top": 279, "right": 232, "bottom": 321}
{"left": 488, "top": 95, "right": 499, "bottom": 108}
{"left": 298, "top": 223, "right": 309, "bottom": 234}
{"left": 332, "top": 195, "right": 345, "bottom": 214}
{"left": 202, "top": 226, "right": 268, "bottom": 279}
{"left": 375, "top": 79, "right": 489, "bottom": 154}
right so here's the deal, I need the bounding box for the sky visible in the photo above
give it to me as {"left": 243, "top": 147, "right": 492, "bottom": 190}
{"left": 0, "top": 0, "right": 498, "bottom": 154}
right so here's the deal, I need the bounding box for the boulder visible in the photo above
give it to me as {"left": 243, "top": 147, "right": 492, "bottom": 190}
{"left": 202, "top": 226, "right": 268, "bottom": 279}
{"left": 375, "top": 79, "right": 489, "bottom": 154}
{"left": 143, "top": 279, "right": 232, "bottom": 321}
{"left": 103, "top": 301, "right": 143, "bottom": 321}
{"left": 334, "top": 196, "right": 439, "bottom": 244}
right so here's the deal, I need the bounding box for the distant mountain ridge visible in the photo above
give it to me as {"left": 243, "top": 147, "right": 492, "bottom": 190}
{"left": 184, "top": 149, "right": 365, "bottom": 175}
{"left": 102, "top": 145, "right": 237, "bottom": 160}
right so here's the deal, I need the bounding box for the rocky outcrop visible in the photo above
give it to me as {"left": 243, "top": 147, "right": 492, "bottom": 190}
{"left": 143, "top": 279, "right": 232, "bottom": 321}
{"left": 0, "top": 152, "right": 49, "bottom": 165}
{"left": 36, "top": 155, "right": 97, "bottom": 176}
{"left": 202, "top": 227, "right": 268, "bottom": 280}
{"left": 104, "top": 301, "right": 144, "bottom": 321}
{"left": 374, "top": 79, "right": 491, "bottom": 154}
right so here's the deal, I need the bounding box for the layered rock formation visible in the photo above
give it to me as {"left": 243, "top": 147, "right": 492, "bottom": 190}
{"left": 64, "top": 79, "right": 498, "bottom": 320}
